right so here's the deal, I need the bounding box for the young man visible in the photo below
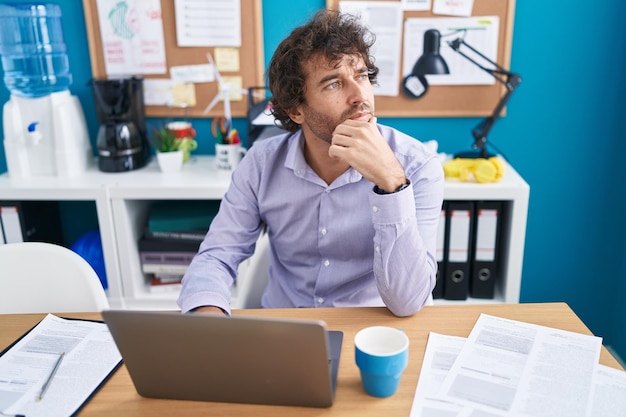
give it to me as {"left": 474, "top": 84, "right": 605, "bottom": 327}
{"left": 178, "top": 10, "right": 444, "bottom": 317}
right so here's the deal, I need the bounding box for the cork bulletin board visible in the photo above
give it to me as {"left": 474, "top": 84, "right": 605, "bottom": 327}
{"left": 82, "top": 0, "right": 265, "bottom": 118}
{"left": 326, "top": 0, "right": 517, "bottom": 117}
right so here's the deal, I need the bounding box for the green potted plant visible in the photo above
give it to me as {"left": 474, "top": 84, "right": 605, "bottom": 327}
{"left": 151, "top": 126, "right": 185, "bottom": 173}
{"left": 152, "top": 125, "right": 181, "bottom": 153}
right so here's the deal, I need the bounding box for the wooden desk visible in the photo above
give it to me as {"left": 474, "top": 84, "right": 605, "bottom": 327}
{"left": 1, "top": 303, "right": 622, "bottom": 416}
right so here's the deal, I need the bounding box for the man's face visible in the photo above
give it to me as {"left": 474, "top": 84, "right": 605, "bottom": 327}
{"left": 291, "top": 54, "right": 375, "bottom": 144}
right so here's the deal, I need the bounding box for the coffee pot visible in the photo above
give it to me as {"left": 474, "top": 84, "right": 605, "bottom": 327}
{"left": 91, "top": 76, "right": 149, "bottom": 172}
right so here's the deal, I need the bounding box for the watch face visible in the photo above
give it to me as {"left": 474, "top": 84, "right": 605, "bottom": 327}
{"left": 396, "top": 183, "right": 410, "bottom": 192}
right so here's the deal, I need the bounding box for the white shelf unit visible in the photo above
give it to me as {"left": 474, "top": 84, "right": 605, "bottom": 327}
{"left": 0, "top": 155, "right": 529, "bottom": 310}
{"left": 438, "top": 162, "right": 530, "bottom": 305}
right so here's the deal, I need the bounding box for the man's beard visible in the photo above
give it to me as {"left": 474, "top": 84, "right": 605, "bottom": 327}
{"left": 301, "top": 103, "right": 373, "bottom": 144}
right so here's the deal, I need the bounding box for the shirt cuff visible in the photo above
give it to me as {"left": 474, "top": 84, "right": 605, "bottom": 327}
{"left": 368, "top": 181, "right": 415, "bottom": 224}
{"left": 179, "top": 292, "right": 232, "bottom": 315}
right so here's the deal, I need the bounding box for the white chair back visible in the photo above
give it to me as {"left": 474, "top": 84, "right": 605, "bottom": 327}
{"left": 232, "top": 232, "right": 270, "bottom": 309}
{"left": 0, "top": 242, "right": 110, "bottom": 314}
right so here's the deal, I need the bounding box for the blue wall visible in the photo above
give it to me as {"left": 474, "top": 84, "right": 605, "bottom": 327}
{"left": 1, "top": 1, "right": 625, "bottom": 360}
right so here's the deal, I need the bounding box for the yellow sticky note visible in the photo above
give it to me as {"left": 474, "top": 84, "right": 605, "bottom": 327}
{"left": 215, "top": 47, "right": 240, "bottom": 72}
{"left": 172, "top": 82, "right": 196, "bottom": 107}
{"left": 221, "top": 76, "right": 243, "bottom": 101}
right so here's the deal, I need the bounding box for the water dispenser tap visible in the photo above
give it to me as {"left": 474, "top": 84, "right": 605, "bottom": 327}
{"left": 27, "top": 122, "right": 43, "bottom": 146}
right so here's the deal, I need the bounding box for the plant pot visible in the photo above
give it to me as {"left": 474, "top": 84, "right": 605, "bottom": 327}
{"left": 156, "top": 150, "right": 184, "bottom": 173}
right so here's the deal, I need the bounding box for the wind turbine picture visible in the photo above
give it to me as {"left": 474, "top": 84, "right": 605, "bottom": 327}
{"left": 203, "top": 53, "right": 251, "bottom": 123}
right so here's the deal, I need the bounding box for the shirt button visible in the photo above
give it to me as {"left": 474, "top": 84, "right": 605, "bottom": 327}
{"left": 321, "top": 228, "right": 327, "bottom": 236}
{"left": 317, "top": 297, "right": 324, "bottom": 304}
{"left": 372, "top": 206, "right": 379, "bottom": 213}
{"left": 375, "top": 246, "right": 381, "bottom": 253}
{"left": 323, "top": 259, "right": 330, "bottom": 267}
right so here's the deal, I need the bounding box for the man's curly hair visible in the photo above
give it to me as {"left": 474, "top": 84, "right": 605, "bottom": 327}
{"left": 267, "top": 10, "right": 379, "bottom": 133}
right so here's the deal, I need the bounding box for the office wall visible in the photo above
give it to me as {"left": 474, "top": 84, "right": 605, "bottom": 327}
{"left": 0, "top": 1, "right": 625, "bottom": 359}
{"left": 613, "top": 250, "right": 626, "bottom": 363}
{"left": 608, "top": 102, "right": 626, "bottom": 362}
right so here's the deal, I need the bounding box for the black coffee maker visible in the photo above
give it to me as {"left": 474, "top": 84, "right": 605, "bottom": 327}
{"left": 91, "top": 76, "right": 150, "bottom": 172}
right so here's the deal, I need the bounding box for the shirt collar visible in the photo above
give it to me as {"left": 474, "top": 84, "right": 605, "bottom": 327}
{"left": 284, "top": 130, "right": 363, "bottom": 187}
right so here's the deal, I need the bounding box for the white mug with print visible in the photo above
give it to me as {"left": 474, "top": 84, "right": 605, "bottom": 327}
{"left": 215, "top": 144, "right": 246, "bottom": 172}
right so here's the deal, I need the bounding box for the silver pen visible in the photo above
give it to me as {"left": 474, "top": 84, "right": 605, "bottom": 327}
{"left": 38, "top": 352, "right": 65, "bottom": 401}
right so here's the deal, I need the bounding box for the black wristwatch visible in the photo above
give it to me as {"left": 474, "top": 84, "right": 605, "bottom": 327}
{"left": 373, "top": 180, "right": 410, "bottom": 195}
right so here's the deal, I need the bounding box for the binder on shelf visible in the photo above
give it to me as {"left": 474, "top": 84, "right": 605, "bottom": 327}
{"left": 443, "top": 201, "right": 474, "bottom": 300}
{"left": 433, "top": 202, "right": 447, "bottom": 299}
{"left": 0, "top": 215, "right": 6, "bottom": 244}
{"left": 0, "top": 201, "right": 63, "bottom": 244}
{"left": 470, "top": 201, "right": 502, "bottom": 299}
{"left": 0, "top": 206, "right": 23, "bottom": 243}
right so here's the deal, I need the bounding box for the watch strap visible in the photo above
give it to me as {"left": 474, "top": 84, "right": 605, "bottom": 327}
{"left": 373, "top": 180, "right": 410, "bottom": 195}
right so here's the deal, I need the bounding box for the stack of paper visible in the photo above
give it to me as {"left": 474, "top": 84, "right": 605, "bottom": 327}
{"left": 410, "top": 314, "right": 626, "bottom": 417}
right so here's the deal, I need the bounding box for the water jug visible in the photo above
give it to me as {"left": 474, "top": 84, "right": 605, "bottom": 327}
{"left": 0, "top": 3, "right": 92, "bottom": 178}
{"left": 0, "top": 2, "right": 71, "bottom": 97}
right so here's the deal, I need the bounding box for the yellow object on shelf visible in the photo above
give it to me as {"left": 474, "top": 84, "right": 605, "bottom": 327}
{"left": 443, "top": 156, "right": 505, "bottom": 183}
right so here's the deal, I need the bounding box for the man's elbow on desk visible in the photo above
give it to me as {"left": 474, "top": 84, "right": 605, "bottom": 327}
{"left": 191, "top": 306, "right": 229, "bottom": 315}
{"left": 383, "top": 285, "right": 434, "bottom": 317}
{"left": 385, "top": 302, "right": 425, "bottom": 318}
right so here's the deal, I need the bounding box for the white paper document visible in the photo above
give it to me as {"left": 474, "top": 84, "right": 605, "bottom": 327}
{"left": 0, "top": 314, "right": 122, "bottom": 417}
{"left": 410, "top": 332, "right": 467, "bottom": 417}
{"left": 433, "top": 0, "right": 475, "bottom": 17}
{"left": 143, "top": 78, "right": 175, "bottom": 106}
{"left": 402, "top": 0, "right": 431, "bottom": 12}
{"left": 175, "top": 0, "right": 242, "bottom": 47}
{"left": 590, "top": 364, "right": 626, "bottom": 417}
{"left": 411, "top": 318, "right": 622, "bottom": 417}
{"left": 438, "top": 314, "right": 602, "bottom": 417}
{"left": 170, "top": 64, "right": 215, "bottom": 84}
{"left": 96, "top": 0, "right": 167, "bottom": 75}
{"left": 339, "top": 1, "right": 404, "bottom": 96}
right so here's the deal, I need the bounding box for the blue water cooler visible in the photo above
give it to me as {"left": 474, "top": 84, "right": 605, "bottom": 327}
{"left": 0, "top": 3, "right": 93, "bottom": 178}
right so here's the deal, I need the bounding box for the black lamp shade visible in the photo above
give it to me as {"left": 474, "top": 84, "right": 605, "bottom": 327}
{"left": 412, "top": 29, "right": 450, "bottom": 75}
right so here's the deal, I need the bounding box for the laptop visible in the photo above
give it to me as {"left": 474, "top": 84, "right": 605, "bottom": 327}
{"left": 102, "top": 310, "right": 343, "bottom": 408}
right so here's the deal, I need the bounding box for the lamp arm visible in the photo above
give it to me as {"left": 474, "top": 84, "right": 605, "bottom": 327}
{"left": 448, "top": 38, "right": 522, "bottom": 158}
{"left": 471, "top": 79, "right": 519, "bottom": 157}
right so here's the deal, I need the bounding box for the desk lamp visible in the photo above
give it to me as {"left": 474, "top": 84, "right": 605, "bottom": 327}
{"left": 402, "top": 29, "right": 522, "bottom": 159}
